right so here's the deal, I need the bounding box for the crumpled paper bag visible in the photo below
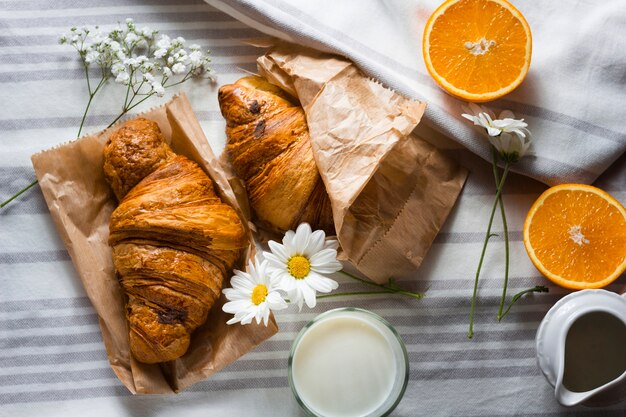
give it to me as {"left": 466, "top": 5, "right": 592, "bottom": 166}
{"left": 256, "top": 42, "right": 467, "bottom": 283}
{"left": 31, "top": 94, "right": 277, "bottom": 394}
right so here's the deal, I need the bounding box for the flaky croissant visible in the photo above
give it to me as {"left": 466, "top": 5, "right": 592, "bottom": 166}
{"left": 218, "top": 76, "right": 334, "bottom": 234}
{"left": 103, "top": 118, "right": 247, "bottom": 364}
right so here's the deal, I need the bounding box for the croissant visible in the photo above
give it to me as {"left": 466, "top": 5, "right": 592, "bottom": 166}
{"left": 103, "top": 118, "right": 247, "bottom": 364}
{"left": 218, "top": 76, "right": 334, "bottom": 234}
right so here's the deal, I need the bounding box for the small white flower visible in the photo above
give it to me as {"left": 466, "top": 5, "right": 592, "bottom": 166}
{"left": 461, "top": 103, "right": 533, "bottom": 162}
{"left": 84, "top": 50, "right": 99, "bottom": 64}
{"left": 222, "top": 258, "right": 288, "bottom": 326}
{"left": 154, "top": 48, "right": 167, "bottom": 58}
{"left": 115, "top": 71, "right": 130, "bottom": 84}
{"left": 141, "top": 27, "right": 155, "bottom": 38}
{"left": 156, "top": 34, "right": 171, "bottom": 50}
{"left": 151, "top": 81, "right": 165, "bottom": 97}
{"left": 162, "top": 67, "right": 172, "bottom": 77}
{"left": 265, "top": 223, "right": 341, "bottom": 311}
{"left": 188, "top": 50, "right": 202, "bottom": 66}
{"left": 125, "top": 32, "right": 139, "bottom": 44}
{"left": 143, "top": 72, "right": 155, "bottom": 82}
{"left": 111, "top": 62, "right": 126, "bottom": 76}
{"left": 171, "top": 62, "right": 186, "bottom": 74}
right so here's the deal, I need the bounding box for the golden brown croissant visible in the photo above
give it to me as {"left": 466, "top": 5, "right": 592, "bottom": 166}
{"left": 218, "top": 76, "right": 334, "bottom": 234}
{"left": 103, "top": 118, "right": 247, "bottom": 364}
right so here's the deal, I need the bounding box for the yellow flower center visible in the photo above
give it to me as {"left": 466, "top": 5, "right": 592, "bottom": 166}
{"left": 251, "top": 284, "right": 268, "bottom": 305}
{"left": 287, "top": 255, "right": 311, "bottom": 279}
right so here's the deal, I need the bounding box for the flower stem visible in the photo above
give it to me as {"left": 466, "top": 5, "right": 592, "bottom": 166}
{"left": 498, "top": 286, "right": 549, "bottom": 320}
{"left": 337, "top": 270, "right": 424, "bottom": 299}
{"left": 468, "top": 159, "right": 510, "bottom": 339}
{"left": 77, "top": 75, "right": 107, "bottom": 138}
{"left": 494, "top": 149, "right": 511, "bottom": 321}
{"left": 0, "top": 179, "right": 38, "bottom": 208}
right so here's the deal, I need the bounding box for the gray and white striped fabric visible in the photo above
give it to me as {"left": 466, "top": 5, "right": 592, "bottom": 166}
{"left": 1, "top": 1, "right": 625, "bottom": 416}
{"left": 207, "top": 0, "right": 626, "bottom": 187}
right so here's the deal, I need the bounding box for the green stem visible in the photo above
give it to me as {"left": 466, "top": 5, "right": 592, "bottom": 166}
{"left": 498, "top": 286, "right": 549, "bottom": 320}
{"left": 337, "top": 270, "right": 424, "bottom": 299}
{"left": 77, "top": 76, "right": 107, "bottom": 138}
{"left": 495, "top": 150, "right": 511, "bottom": 321}
{"left": 468, "top": 160, "right": 510, "bottom": 339}
{"left": 123, "top": 75, "right": 133, "bottom": 109}
{"left": 1, "top": 180, "right": 38, "bottom": 208}
{"left": 106, "top": 93, "right": 154, "bottom": 129}
{"left": 84, "top": 63, "right": 92, "bottom": 95}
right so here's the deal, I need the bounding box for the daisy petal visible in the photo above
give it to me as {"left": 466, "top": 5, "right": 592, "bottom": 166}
{"left": 283, "top": 230, "right": 295, "bottom": 246}
{"left": 310, "top": 249, "right": 342, "bottom": 273}
{"left": 289, "top": 288, "right": 304, "bottom": 311}
{"left": 294, "top": 223, "right": 312, "bottom": 254}
{"left": 304, "top": 230, "right": 325, "bottom": 256}
{"left": 222, "top": 288, "right": 249, "bottom": 301}
{"left": 222, "top": 299, "right": 251, "bottom": 314}
{"left": 305, "top": 271, "right": 338, "bottom": 293}
{"left": 230, "top": 275, "right": 255, "bottom": 291}
{"left": 266, "top": 291, "right": 288, "bottom": 310}
{"left": 324, "top": 239, "right": 339, "bottom": 251}
{"left": 301, "top": 283, "right": 317, "bottom": 309}
{"left": 268, "top": 240, "right": 291, "bottom": 262}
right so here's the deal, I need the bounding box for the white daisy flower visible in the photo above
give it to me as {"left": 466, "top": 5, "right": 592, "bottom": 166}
{"left": 462, "top": 103, "right": 533, "bottom": 163}
{"left": 265, "top": 223, "right": 341, "bottom": 311}
{"left": 222, "top": 258, "right": 287, "bottom": 326}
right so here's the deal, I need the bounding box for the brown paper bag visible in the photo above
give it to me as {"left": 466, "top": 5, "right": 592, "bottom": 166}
{"left": 31, "top": 94, "right": 278, "bottom": 394}
{"left": 256, "top": 42, "right": 468, "bottom": 283}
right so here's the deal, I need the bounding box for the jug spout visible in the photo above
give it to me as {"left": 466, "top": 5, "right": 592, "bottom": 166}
{"left": 554, "top": 381, "right": 599, "bottom": 407}
{"left": 554, "top": 371, "right": 626, "bottom": 407}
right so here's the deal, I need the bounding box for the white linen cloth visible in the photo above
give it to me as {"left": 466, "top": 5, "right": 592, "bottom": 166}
{"left": 207, "top": 0, "right": 626, "bottom": 185}
{"left": 0, "top": 1, "right": 625, "bottom": 416}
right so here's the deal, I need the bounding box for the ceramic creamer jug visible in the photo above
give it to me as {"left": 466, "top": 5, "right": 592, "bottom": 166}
{"left": 536, "top": 289, "right": 626, "bottom": 407}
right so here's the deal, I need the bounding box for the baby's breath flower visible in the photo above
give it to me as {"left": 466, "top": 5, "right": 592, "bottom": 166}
{"left": 156, "top": 35, "right": 171, "bottom": 50}
{"left": 171, "top": 62, "right": 186, "bottom": 74}
{"left": 115, "top": 71, "right": 130, "bottom": 84}
{"left": 151, "top": 82, "right": 165, "bottom": 97}
{"left": 188, "top": 50, "right": 203, "bottom": 66}
{"left": 154, "top": 48, "right": 167, "bottom": 59}
{"left": 125, "top": 32, "right": 139, "bottom": 44}
{"left": 84, "top": 50, "right": 99, "bottom": 64}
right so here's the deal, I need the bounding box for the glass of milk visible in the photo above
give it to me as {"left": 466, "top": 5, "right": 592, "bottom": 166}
{"left": 288, "top": 308, "right": 409, "bottom": 417}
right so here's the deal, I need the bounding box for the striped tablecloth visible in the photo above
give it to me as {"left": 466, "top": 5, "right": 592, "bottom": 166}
{"left": 1, "top": 1, "right": 625, "bottom": 416}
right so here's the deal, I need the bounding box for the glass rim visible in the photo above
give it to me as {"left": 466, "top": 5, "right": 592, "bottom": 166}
{"left": 287, "top": 307, "right": 410, "bottom": 417}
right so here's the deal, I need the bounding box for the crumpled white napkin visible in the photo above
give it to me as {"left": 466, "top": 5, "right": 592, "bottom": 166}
{"left": 206, "top": 0, "right": 626, "bottom": 185}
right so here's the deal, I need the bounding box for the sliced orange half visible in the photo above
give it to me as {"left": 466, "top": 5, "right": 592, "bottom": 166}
{"left": 422, "top": 0, "right": 532, "bottom": 102}
{"left": 523, "top": 184, "right": 626, "bottom": 290}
